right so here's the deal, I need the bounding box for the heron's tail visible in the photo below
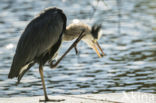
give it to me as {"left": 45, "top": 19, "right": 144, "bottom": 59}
{"left": 8, "top": 61, "right": 20, "bottom": 78}
{"left": 8, "top": 61, "right": 34, "bottom": 84}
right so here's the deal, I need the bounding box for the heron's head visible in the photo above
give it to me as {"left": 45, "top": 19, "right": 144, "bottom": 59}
{"left": 82, "top": 24, "right": 104, "bottom": 58}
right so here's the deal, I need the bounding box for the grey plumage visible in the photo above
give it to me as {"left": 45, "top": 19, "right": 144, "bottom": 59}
{"left": 63, "top": 22, "right": 101, "bottom": 42}
{"left": 8, "top": 7, "right": 104, "bottom": 101}
{"left": 8, "top": 7, "right": 67, "bottom": 83}
{"left": 63, "top": 23, "right": 91, "bottom": 41}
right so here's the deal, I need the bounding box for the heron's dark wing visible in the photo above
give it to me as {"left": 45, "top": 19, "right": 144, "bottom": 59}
{"left": 8, "top": 8, "right": 66, "bottom": 79}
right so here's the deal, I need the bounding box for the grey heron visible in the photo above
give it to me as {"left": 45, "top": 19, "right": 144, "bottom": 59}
{"left": 8, "top": 7, "right": 104, "bottom": 102}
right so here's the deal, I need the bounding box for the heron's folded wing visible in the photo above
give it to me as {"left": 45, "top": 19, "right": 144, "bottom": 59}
{"left": 8, "top": 8, "right": 66, "bottom": 78}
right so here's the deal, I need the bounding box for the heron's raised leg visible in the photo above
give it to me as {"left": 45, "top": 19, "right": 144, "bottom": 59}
{"left": 39, "top": 64, "right": 65, "bottom": 102}
{"left": 50, "top": 30, "right": 85, "bottom": 68}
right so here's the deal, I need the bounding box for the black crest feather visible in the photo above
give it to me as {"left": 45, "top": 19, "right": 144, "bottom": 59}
{"left": 91, "top": 24, "right": 102, "bottom": 39}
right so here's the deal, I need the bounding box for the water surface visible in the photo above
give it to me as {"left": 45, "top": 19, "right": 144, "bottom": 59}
{"left": 0, "top": 0, "right": 156, "bottom": 97}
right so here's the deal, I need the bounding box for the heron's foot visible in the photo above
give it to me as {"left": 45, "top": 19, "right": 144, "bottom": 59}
{"left": 39, "top": 98, "right": 65, "bottom": 102}
{"left": 74, "top": 46, "right": 79, "bottom": 55}
{"left": 50, "top": 62, "right": 56, "bottom": 68}
{"left": 49, "top": 60, "right": 57, "bottom": 68}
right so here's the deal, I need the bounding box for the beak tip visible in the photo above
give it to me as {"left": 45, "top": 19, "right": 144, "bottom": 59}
{"left": 101, "top": 53, "right": 105, "bottom": 57}
{"left": 99, "top": 53, "right": 104, "bottom": 58}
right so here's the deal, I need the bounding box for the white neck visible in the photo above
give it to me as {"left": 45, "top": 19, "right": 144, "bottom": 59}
{"left": 63, "top": 23, "right": 91, "bottom": 41}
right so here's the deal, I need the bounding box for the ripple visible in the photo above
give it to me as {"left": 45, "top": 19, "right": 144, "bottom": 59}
{"left": 0, "top": 0, "right": 156, "bottom": 98}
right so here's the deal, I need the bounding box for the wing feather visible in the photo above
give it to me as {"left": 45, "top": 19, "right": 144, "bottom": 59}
{"left": 8, "top": 8, "right": 66, "bottom": 78}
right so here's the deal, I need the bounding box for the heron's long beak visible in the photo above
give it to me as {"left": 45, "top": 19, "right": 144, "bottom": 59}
{"left": 91, "top": 41, "right": 104, "bottom": 58}
{"left": 96, "top": 41, "right": 105, "bottom": 56}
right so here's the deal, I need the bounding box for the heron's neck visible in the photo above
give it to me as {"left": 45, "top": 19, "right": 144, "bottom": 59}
{"left": 63, "top": 23, "right": 90, "bottom": 41}
{"left": 63, "top": 28, "right": 82, "bottom": 41}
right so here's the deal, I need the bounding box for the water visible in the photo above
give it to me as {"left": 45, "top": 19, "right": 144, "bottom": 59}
{"left": 0, "top": 0, "right": 156, "bottom": 97}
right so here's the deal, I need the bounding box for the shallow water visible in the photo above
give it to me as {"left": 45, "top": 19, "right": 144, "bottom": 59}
{"left": 0, "top": 0, "right": 156, "bottom": 97}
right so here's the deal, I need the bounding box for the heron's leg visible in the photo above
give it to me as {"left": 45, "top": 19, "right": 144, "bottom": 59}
{"left": 39, "top": 65, "right": 65, "bottom": 102}
{"left": 39, "top": 64, "right": 49, "bottom": 101}
{"left": 50, "top": 30, "right": 85, "bottom": 68}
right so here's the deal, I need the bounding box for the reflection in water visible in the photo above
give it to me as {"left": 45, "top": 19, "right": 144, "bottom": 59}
{"left": 0, "top": 0, "right": 156, "bottom": 97}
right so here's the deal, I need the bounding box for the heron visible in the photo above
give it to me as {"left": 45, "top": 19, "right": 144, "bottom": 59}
{"left": 8, "top": 7, "right": 104, "bottom": 102}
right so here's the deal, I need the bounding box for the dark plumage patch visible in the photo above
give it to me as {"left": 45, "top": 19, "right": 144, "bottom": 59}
{"left": 8, "top": 7, "right": 67, "bottom": 82}
{"left": 91, "top": 24, "right": 102, "bottom": 39}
